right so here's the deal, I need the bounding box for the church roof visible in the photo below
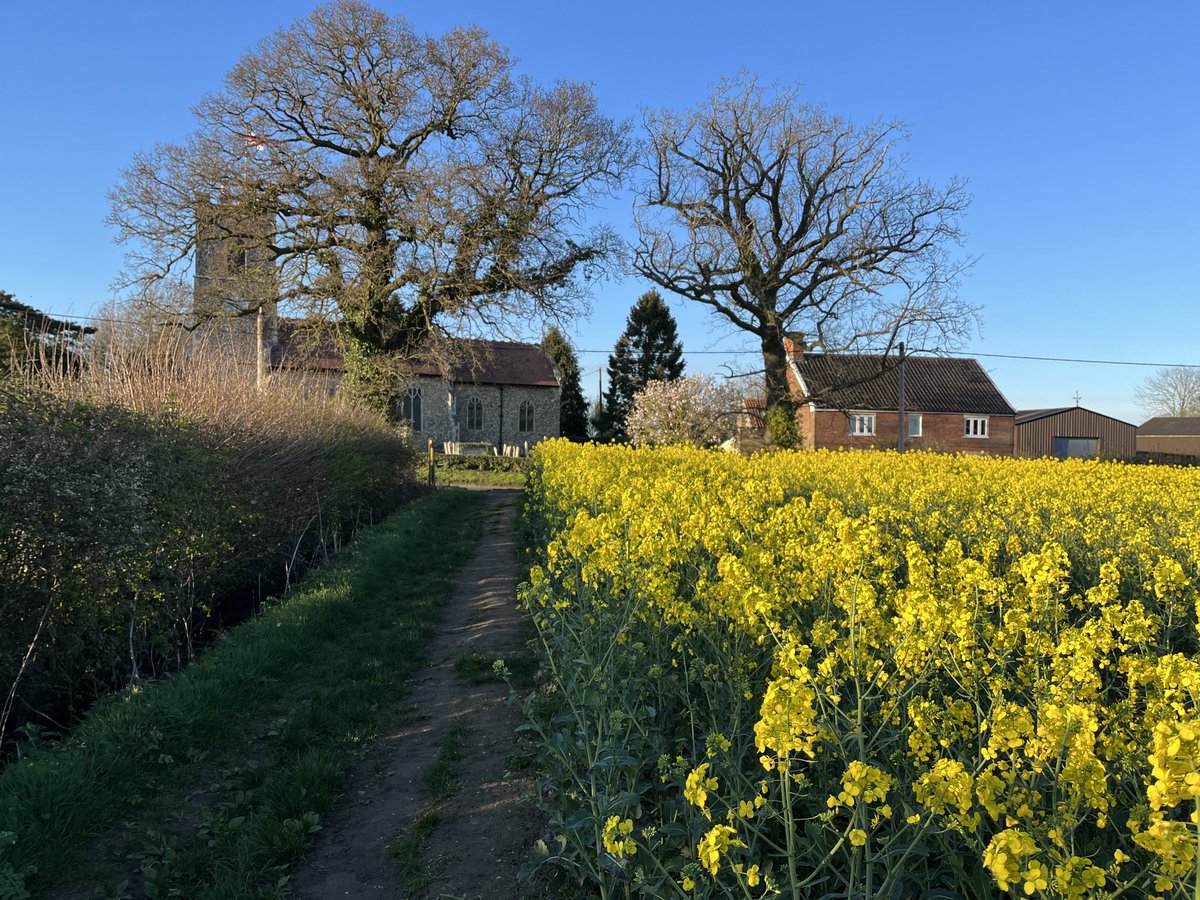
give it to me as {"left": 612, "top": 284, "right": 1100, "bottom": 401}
{"left": 408, "top": 339, "right": 560, "bottom": 387}
{"left": 271, "top": 322, "right": 559, "bottom": 387}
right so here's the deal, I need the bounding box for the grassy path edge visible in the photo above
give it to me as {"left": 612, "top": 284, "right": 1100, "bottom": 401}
{"left": 0, "top": 488, "right": 488, "bottom": 899}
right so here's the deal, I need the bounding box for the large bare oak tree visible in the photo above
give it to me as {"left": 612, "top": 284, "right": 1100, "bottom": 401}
{"left": 634, "top": 75, "right": 976, "bottom": 422}
{"left": 109, "top": 1, "right": 632, "bottom": 401}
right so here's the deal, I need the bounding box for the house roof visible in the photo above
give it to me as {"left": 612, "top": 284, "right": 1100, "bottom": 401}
{"left": 1139, "top": 416, "right": 1200, "bottom": 436}
{"left": 742, "top": 398, "right": 767, "bottom": 430}
{"left": 408, "top": 339, "right": 560, "bottom": 387}
{"left": 1015, "top": 407, "right": 1136, "bottom": 428}
{"left": 271, "top": 322, "right": 559, "bottom": 387}
{"left": 794, "top": 353, "right": 1015, "bottom": 416}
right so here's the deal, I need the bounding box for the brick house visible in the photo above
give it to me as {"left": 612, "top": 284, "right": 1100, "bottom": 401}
{"left": 785, "top": 344, "right": 1016, "bottom": 455}
{"left": 270, "top": 323, "right": 561, "bottom": 456}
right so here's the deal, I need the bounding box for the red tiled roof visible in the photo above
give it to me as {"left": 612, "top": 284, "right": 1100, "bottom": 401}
{"left": 795, "top": 354, "right": 1015, "bottom": 416}
{"left": 271, "top": 322, "right": 559, "bottom": 387}
{"left": 408, "top": 339, "right": 560, "bottom": 387}
{"left": 742, "top": 397, "right": 767, "bottom": 430}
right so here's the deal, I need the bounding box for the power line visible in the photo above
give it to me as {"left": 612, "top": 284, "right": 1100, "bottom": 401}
{"left": 953, "top": 351, "right": 1200, "bottom": 369}
{"left": 20, "top": 312, "right": 1200, "bottom": 369}
{"left": 578, "top": 348, "right": 1200, "bottom": 369}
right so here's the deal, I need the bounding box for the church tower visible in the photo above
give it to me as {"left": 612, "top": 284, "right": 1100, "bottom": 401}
{"left": 193, "top": 200, "right": 278, "bottom": 384}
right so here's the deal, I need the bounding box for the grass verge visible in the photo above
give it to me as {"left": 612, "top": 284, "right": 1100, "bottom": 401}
{"left": 437, "top": 467, "right": 527, "bottom": 487}
{"left": 416, "top": 454, "right": 531, "bottom": 488}
{"left": 0, "top": 489, "right": 487, "bottom": 899}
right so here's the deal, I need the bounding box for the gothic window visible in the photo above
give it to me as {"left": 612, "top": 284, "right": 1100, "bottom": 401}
{"left": 518, "top": 400, "right": 535, "bottom": 433}
{"left": 401, "top": 386, "right": 423, "bottom": 432}
{"left": 466, "top": 397, "right": 483, "bottom": 431}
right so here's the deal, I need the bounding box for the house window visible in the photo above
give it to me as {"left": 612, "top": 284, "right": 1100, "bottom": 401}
{"left": 907, "top": 414, "right": 923, "bottom": 438}
{"left": 401, "top": 386, "right": 423, "bottom": 432}
{"left": 518, "top": 400, "right": 535, "bottom": 433}
{"left": 850, "top": 413, "right": 875, "bottom": 436}
{"left": 466, "top": 397, "right": 483, "bottom": 431}
{"left": 964, "top": 416, "right": 989, "bottom": 438}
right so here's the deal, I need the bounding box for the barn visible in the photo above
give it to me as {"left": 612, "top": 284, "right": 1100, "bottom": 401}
{"left": 1014, "top": 406, "right": 1137, "bottom": 460}
{"left": 1137, "top": 417, "right": 1200, "bottom": 458}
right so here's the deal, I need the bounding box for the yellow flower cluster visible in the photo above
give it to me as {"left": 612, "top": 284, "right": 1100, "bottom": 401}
{"left": 697, "top": 823, "right": 745, "bottom": 875}
{"left": 524, "top": 441, "right": 1200, "bottom": 897}
{"left": 685, "top": 762, "right": 719, "bottom": 820}
{"left": 602, "top": 815, "right": 637, "bottom": 858}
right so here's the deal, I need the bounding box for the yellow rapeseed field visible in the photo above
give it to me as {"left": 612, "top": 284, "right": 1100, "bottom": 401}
{"left": 520, "top": 441, "right": 1200, "bottom": 900}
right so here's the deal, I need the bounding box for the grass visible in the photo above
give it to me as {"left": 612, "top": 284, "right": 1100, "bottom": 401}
{"left": 388, "top": 722, "right": 472, "bottom": 890}
{"left": 387, "top": 809, "right": 441, "bottom": 891}
{"left": 454, "top": 652, "right": 539, "bottom": 689}
{"left": 421, "top": 724, "right": 468, "bottom": 801}
{"left": 436, "top": 466, "right": 527, "bottom": 487}
{"left": 415, "top": 453, "right": 531, "bottom": 488}
{"left": 0, "top": 489, "right": 487, "bottom": 899}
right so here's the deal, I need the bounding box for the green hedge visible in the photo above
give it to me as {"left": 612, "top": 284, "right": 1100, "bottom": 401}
{"left": 0, "top": 383, "right": 414, "bottom": 752}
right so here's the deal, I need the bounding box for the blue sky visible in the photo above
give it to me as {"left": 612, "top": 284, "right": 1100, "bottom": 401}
{"left": 2, "top": 1, "right": 1197, "bottom": 421}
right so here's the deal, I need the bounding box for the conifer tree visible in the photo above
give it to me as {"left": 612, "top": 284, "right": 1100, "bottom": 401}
{"left": 541, "top": 326, "right": 589, "bottom": 440}
{"left": 0, "top": 290, "right": 94, "bottom": 373}
{"left": 594, "top": 290, "right": 684, "bottom": 440}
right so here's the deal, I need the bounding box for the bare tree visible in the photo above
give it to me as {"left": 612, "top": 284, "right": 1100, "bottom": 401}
{"left": 109, "top": 1, "right": 632, "bottom": 404}
{"left": 634, "top": 74, "right": 976, "bottom": 419}
{"left": 1135, "top": 366, "right": 1200, "bottom": 417}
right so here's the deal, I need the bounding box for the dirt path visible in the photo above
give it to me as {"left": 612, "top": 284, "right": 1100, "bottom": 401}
{"left": 292, "top": 488, "right": 543, "bottom": 899}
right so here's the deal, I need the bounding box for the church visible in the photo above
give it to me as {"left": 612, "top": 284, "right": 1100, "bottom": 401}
{"left": 194, "top": 206, "right": 561, "bottom": 457}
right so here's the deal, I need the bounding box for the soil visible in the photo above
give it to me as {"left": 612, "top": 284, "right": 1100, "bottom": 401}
{"left": 290, "top": 486, "right": 546, "bottom": 899}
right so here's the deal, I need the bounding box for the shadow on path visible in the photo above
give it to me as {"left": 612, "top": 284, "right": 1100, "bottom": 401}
{"left": 292, "top": 489, "right": 540, "bottom": 899}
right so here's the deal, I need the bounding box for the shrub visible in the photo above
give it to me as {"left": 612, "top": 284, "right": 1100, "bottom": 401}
{"left": 0, "top": 326, "right": 414, "bottom": 752}
{"left": 626, "top": 375, "right": 740, "bottom": 447}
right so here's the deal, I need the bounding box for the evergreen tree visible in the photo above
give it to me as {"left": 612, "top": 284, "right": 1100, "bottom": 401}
{"left": 542, "top": 326, "right": 589, "bottom": 440}
{"left": 0, "top": 290, "right": 94, "bottom": 373}
{"left": 594, "top": 291, "right": 685, "bottom": 440}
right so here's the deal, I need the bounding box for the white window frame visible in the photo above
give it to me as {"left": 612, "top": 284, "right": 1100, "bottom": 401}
{"left": 907, "top": 413, "right": 923, "bottom": 438}
{"left": 849, "top": 413, "right": 876, "bottom": 436}
{"left": 963, "top": 415, "right": 989, "bottom": 438}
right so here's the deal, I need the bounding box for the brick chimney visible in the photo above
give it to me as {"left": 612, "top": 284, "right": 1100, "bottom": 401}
{"left": 782, "top": 332, "right": 807, "bottom": 358}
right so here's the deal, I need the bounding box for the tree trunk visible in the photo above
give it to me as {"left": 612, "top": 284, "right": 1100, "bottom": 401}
{"left": 760, "top": 327, "right": 799, "bottom": 449}
{"left": 761, "top": 327, "right": 791, "bottom": 411}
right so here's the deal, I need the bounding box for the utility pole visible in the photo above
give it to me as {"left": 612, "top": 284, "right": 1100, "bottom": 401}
{"left": 896, "top": 342, "right": 907, "bottom": 452}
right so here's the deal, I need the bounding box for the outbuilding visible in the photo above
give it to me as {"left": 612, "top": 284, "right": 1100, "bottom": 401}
{"left": 1137, "top": 417, "right": 1200, "bottom": 458}
{"left": 1014, "top": 406, "right": 1136, "bottom": 460}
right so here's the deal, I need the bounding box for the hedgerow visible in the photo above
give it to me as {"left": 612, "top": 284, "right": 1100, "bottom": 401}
{"left": 0, "top": 334, "right": 414, "bottom": 756}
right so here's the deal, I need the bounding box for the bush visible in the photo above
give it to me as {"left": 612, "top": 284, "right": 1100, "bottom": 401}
{"left": 0, "top": 329, "right": 414, "bottom": 752}
{"left": 626, "top": 375, "right": 740, "bottom": 447}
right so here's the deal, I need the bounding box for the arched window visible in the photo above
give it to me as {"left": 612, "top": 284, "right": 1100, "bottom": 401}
{"left": 518, "top": 400, "right": 535, "bottom": 433}
{"left": 401, "top": 386, "right": 422, "bottom": 432}
{"left": 466, "top": 397, "right": 483, "bottom": 431}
